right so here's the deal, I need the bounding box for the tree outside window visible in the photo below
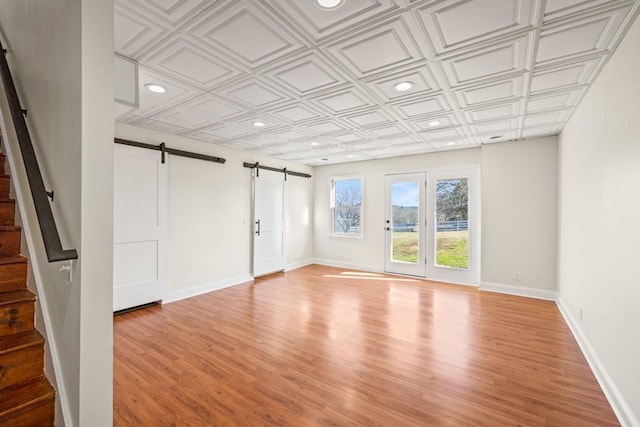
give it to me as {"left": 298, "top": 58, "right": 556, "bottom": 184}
{"left": 331, "top": 177, "right": 363, "bottom": 237}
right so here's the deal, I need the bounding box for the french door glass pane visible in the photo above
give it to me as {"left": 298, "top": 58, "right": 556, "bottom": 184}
{"left": 391, "top": 181, "right": 419, "bottom": 264}
{"left": 435, "top": 178, "right": 469, "bottom": 269}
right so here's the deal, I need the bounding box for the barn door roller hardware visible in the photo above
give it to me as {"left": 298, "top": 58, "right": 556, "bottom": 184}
{"left": 243, "top": 162, "right": 311, "bottom": 179}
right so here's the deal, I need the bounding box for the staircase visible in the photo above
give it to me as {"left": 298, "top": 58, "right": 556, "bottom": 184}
{"left": 0, "top": 152, "right": 55, "bottom": 425}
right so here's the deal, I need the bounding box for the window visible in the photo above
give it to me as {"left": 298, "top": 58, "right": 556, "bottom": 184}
{"left": 331, "top": 176, "right": 363, "bottom": 237}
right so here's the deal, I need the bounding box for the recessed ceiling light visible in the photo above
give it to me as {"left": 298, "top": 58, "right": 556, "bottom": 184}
{"left": 428, "top": 121, "right": 441, "bottom": 126}
{"left": 252, "top": 121, "right": 265, "bottom": 127}
{"left": 317, "top": 0, "right": 343, "bottom": 9}
{"left": 145, "top": 83, "right": 166, "bottom": 94}
{"left": 445, "top": 141, "right": 457, "bottom": 146}
{"left": 394, "top": 81, "right": 414, "bottom": 92}
{"left": 347, "top": 154, "right": 354, "bottom": 158}
{"left": 311, "top": 142, "right": 320, "bottom": 146}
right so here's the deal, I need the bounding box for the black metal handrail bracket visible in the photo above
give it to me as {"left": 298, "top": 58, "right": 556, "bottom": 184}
{"left": 0, "top": 41, "right": 78, "bottom": 262}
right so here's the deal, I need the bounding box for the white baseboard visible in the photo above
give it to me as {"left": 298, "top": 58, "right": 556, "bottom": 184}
{"left": 479, "top": 281, "right": 557, "bottom": 301}
{"left": 557, "top": 298, "right": 637, "bottom": 427}
{"left": 285, "top": 258, "right": 314, "bottom": 272}
{"left": 313, "top": 258, "right": 382, "bottom": 273}
{"left": 163, "top": 274, "right": 253, "bottom": 304}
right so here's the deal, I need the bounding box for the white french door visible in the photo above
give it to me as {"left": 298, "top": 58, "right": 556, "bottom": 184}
{"left": 385, "top": 173, "right": 426, "bottom": 277}
{"left": 253, "top": 169, "right": 285, "bottom": 277}
{"left": 426, "top": 167, "right": 480, "bottom": 285}
{"left": 113, "top": 144, "right": 168, "bottom": 311}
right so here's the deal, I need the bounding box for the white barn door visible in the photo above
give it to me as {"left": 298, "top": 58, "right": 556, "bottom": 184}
{"left": 253, "top": 169, "right": 285, "bottom": 277}
{"left": 113, "top": 144, "right": 168, "bottom": 311}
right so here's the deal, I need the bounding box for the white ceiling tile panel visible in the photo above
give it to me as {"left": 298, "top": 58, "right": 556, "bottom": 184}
{"left": 263, "top": 52, "right": 350, "bottom": 96}
{"left": 463, "top": 100, "right": 523, "bottom": 122}
{"left": 524, "top": 109, "right": 573, "bottom": 126}
{"left": 476, "top": 131, "right": 519, "bottom": 143}
{"left": 342, "top": 109, "right": 396, "bottom": 127}
{"left": 429, "top": 139, "right": 475, "bottom": 150}
{"left": 526, "top": 89, "right": 584, "bottom": 112}
{"left": 421, "top": 127, "right": 466, "bottom": 141}
{"left": 219, "top": 78, "right": 294, "bottom": 109}
{"left": 268, "top": 103, "right": 326, "bottom": 124}
{"left": 455, "top": 75, "right": 527, "bottom": 108}
{"left": 391, "top": 93, "right": 451, "bottom": 119}
{"left": 114, "top": 3, "right": 169, "bottom": 58}
{"left": 325, "top": 17, "right": 426, "bottom": 79}
{"left": 264, "top": 128, "right": 315, "bottom": 142}
{"left": 383, "top": 134, "right": 422, "bottom": 145}
{"left": 362, "top": 64, "right": 441, "bottom": 102}
{"left": 135, "top": 117, "right": 190, "bottom": 134}
{"left": 536, "top": 5, "right": 634, "bottom": 66}
{"left": 142, "top": 35, "right": 243, "bottom": 89}
{"left": 521, "top": 124, "right": 562, "bottom": 138}
{"left": 364, "top": 124, "right": 414, "bottom": 139}
{"left": 311, "top": 86, "right": 377, "bottom": 115}
{"left": 114, "top": 0, "right": 640, "bottom": 165}
{"left": 150, "top": 93, "right": 246, "bottom": 129}
{"left": 114, "top": 102, "right": 136, "bottom": 119}
{"left": 469, "top": 118, "right": 520, "bottom": 135}
{"left": 184, "top": 0, "right": 307, "bottom": 69}
{"left": 265, "top": 0, "right": 399, "bottom": 43}
{"left": 136, "top": 67, "right": 200, "bottom": 116}
{"left": 530, "top": 57, "right": 603, "bottom": 93}
{"left": 415, "top": 0, "right": 539, "bottom": 55}
{"left": 439, "top": 33, "right": 534, "bottom": 87}
{"left": 409, "top": 112, "right": 461, "bottom": 131}
{"left": 118, "top": 0, "right": 212, "bottom": 27}
{"left": 305, "top": 120, "right": 350, "bottom": 134}
{"left": 196, "top": 122, "right": 258, "bottom": 140}
{"left": 543, "top": 0, "right": 623, "bottom": 23}
{"left": 331, "top": 132, "right": 369, "bottom": 143}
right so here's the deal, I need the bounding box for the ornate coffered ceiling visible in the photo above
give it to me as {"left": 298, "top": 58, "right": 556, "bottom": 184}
{"left": 114, "top": 0, "right": 640, "bottom": 165}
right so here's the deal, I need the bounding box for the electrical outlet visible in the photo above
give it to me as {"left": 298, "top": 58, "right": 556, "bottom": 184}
{"left": 513, "top": 271, "right": 521, "bottom": 281}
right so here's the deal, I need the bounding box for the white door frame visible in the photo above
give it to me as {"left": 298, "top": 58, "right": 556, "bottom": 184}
{"left": 384, "top": 172, "right": 426, "bottom": 277}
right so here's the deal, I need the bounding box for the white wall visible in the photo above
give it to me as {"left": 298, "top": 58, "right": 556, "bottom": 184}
{"left": 481, "top": 137, "right": 558, "bottom": 297}
{"left": 557, "top": 14, "right": 640, "bottom": 426}
{"left": 313, "top": 139, "right": 559, "bottom": 296}
{"left": 115, "top": 123, "right": 314, "bottom": 300}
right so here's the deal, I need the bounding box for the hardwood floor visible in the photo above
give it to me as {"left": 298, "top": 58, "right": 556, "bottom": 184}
{"left": 114, "top": 265, "right": 618, "bottom": 426}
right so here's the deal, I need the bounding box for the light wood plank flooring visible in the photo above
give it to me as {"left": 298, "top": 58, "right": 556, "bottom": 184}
{"left": 114, "top": 265, "right": 618, "bottom": 426}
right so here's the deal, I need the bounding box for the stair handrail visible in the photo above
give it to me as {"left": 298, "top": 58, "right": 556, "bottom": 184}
{"left": 0, "top": 41, "right": 78, "bottom": 262}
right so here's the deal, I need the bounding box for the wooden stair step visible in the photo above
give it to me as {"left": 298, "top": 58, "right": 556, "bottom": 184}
{"left": 0, "top": 225, "right": 21, "bottom": 257}
{"left": 0, "top": 199, "right": 15, "bottom": 226}
{"left": 0, "top": 376, "right": 54, "bottom": 425}
{"left": 0, "top": 175, "right": 9, "bottom": 200}
{"left": 0, "top": 153, "right": 5, "bottom": 175}
{"left": 0, "top": 290, "right": 35, "bottom": 337}
{"left": 0, "top": 330, "right": 45, "bottom": 389}
{"left": 0, "top": 255, "right": 28, "bottom": 293}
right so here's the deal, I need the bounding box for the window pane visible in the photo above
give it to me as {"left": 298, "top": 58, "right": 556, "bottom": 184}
{"left": 333, "top": 178, "right": 362, "bottom": 235}
{"left": 391, "top": 181, "right": 419, "bottom": 263}
{"left": 435, "top": 178, "right": 468, "bottom": 269}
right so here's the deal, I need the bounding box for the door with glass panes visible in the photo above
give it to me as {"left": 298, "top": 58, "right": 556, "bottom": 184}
{"left": 384, "top": 168, "right": 479, "bottom": 284}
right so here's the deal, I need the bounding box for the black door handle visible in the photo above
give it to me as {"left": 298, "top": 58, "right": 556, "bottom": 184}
{"left": 255, "top": 219, "right": 261, "bottom": 236}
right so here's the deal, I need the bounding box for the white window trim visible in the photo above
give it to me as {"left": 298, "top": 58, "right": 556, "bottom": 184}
{"left": 330, "top": 174, "right": 364, "bottom": 239}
